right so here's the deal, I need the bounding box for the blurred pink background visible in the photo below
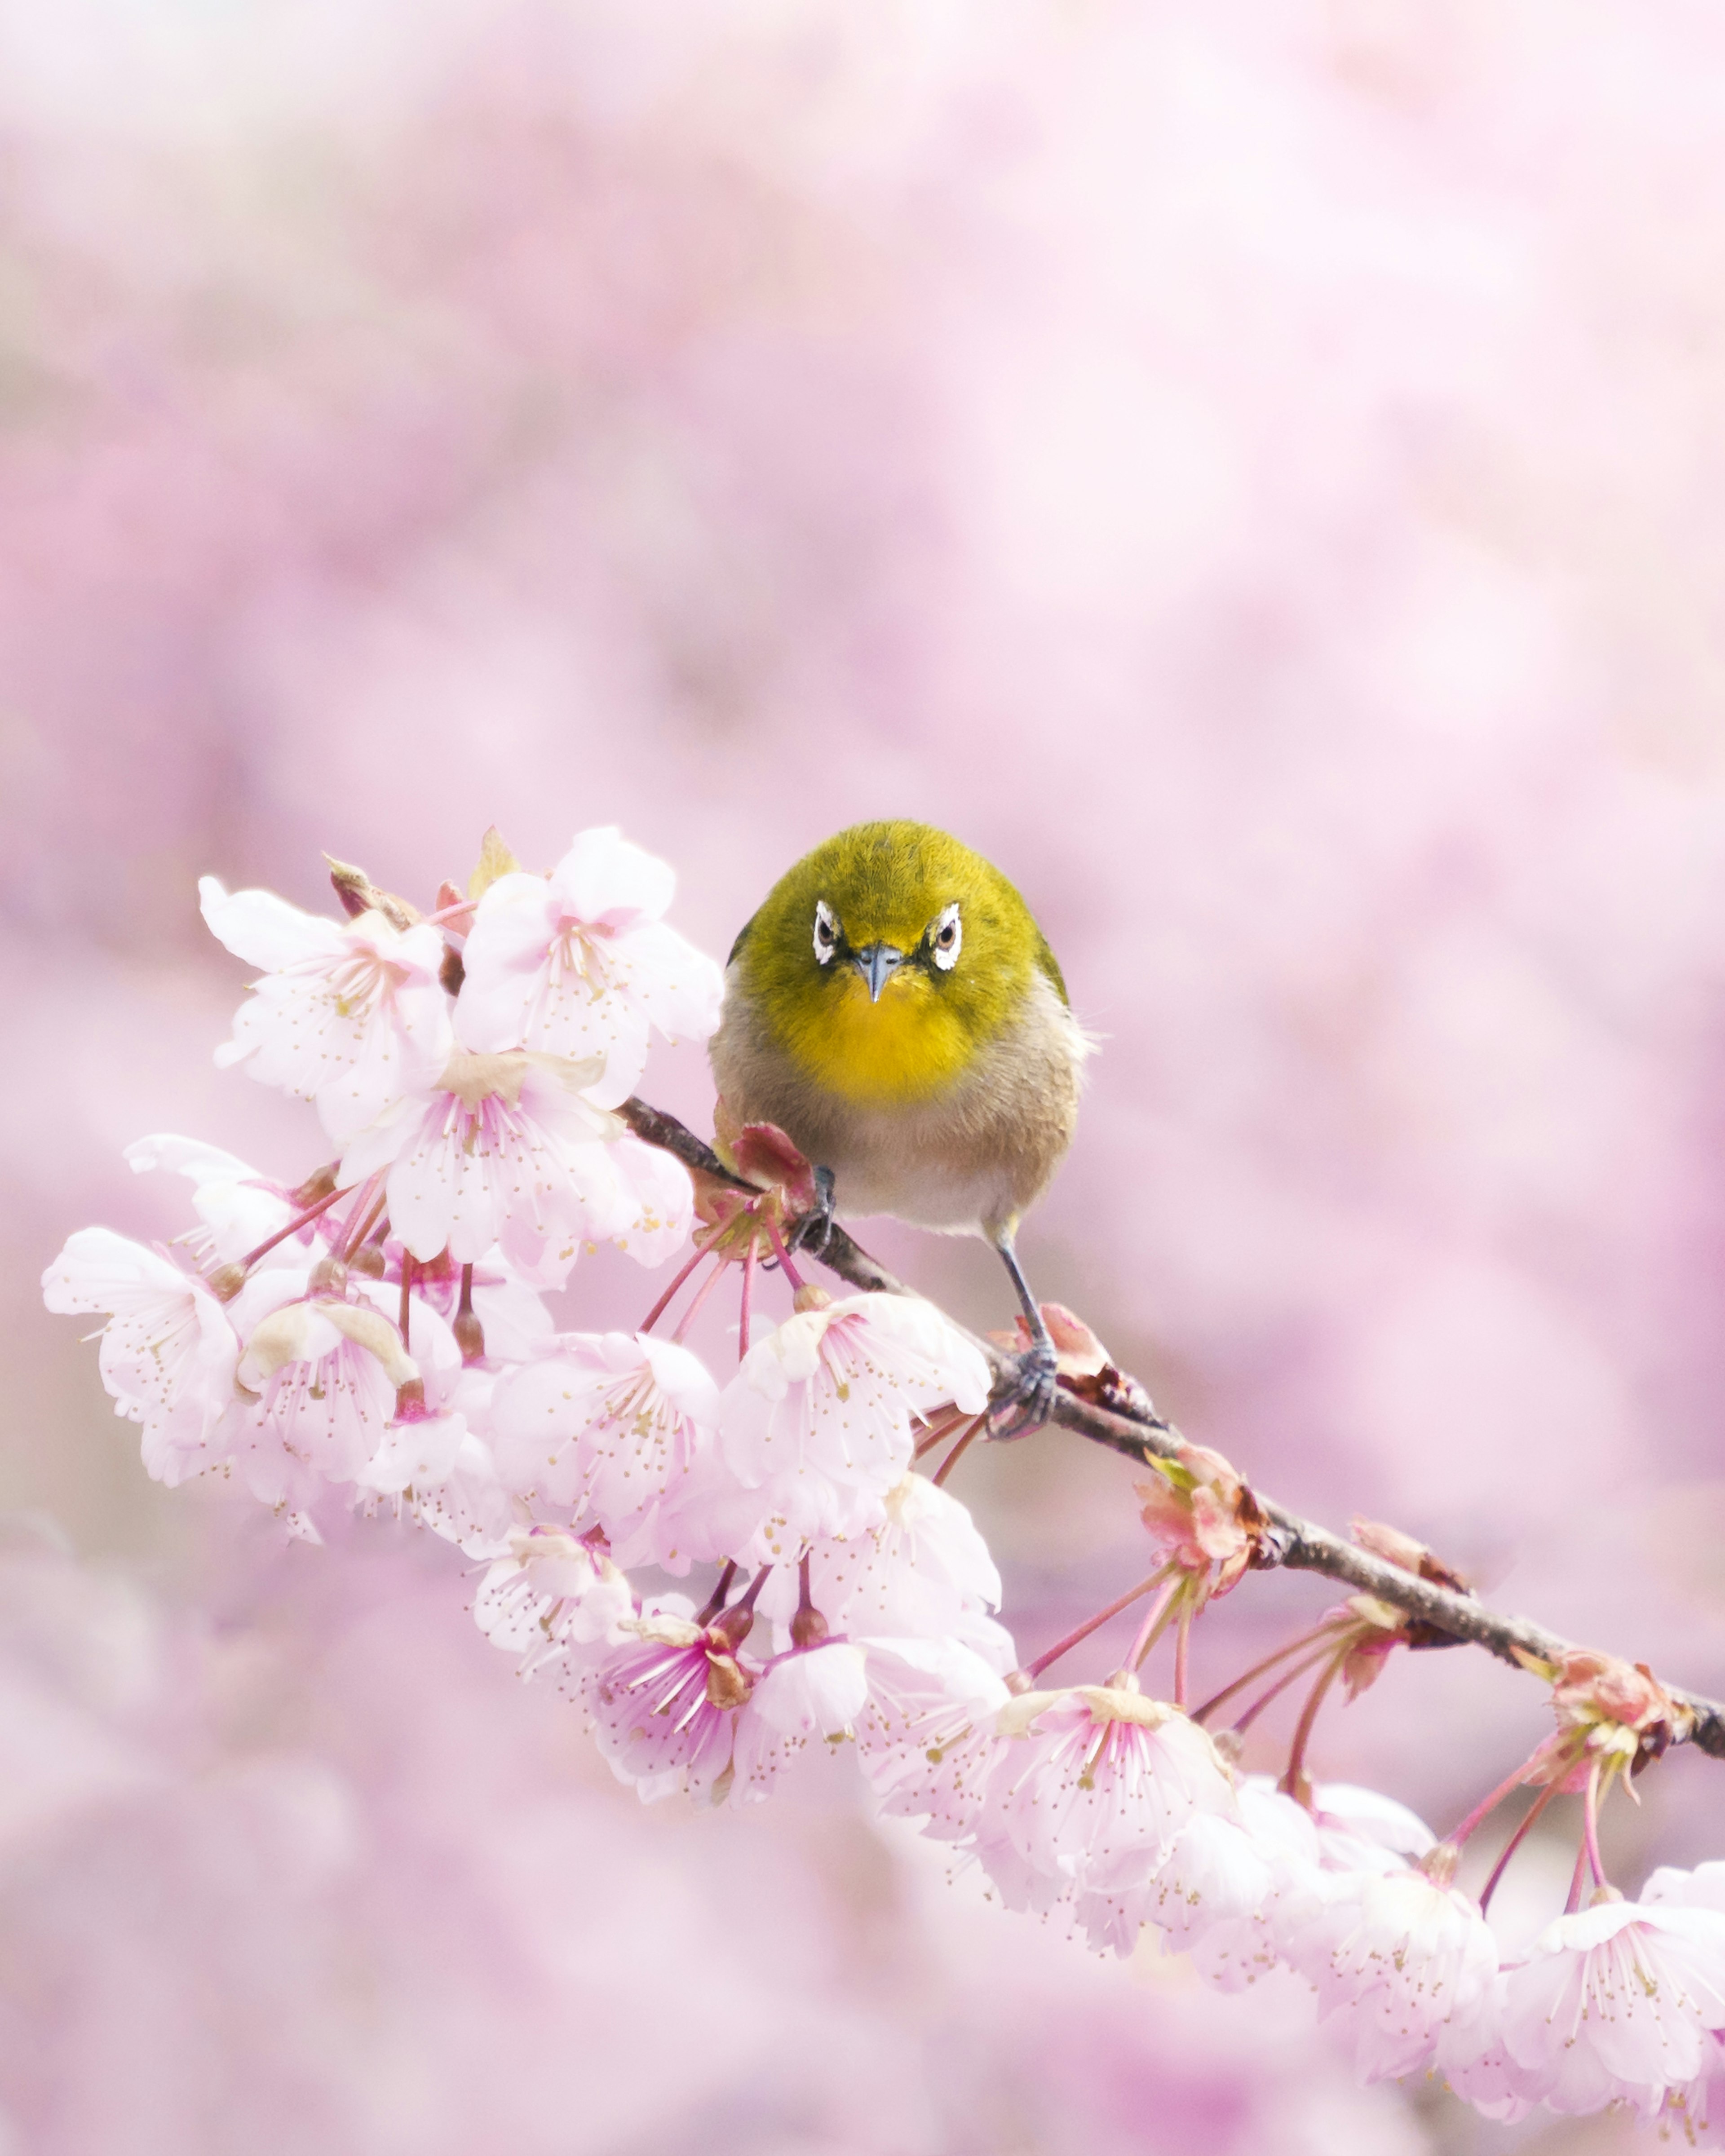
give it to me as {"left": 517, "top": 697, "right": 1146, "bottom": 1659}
{"left": 4, "top": 4, "right": 1725, "bottom": 2148}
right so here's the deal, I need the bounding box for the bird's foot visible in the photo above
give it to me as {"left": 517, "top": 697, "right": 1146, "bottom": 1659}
{"left": 987, "top": 1340, "right": 1060, "bottom": 1439}
{"left": 786, "top": 1164, "right": 837, "bottom": 1260}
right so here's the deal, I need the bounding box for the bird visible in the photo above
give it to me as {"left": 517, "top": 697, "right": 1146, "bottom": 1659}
{"left": 708, "top": 819, "right": 1089, "bottom": 1427}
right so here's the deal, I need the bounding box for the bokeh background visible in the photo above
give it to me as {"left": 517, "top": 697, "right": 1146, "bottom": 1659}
{"left": 4, "top": 3, "right": 1725, "bottom": 2149}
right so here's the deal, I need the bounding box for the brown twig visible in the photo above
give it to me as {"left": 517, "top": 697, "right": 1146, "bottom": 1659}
{"left": 617, "top": 1096, "right": 1725, "bottom": 1763}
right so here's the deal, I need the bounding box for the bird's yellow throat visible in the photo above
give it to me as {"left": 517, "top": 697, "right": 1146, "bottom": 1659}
{"left": 783, "top": 968, "right": 973, "bottom": 1106}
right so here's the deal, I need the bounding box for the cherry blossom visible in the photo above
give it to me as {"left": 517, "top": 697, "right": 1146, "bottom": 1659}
{"left": 123, "top": 1134, "right": 297, "bottom": 1266}
{"left": 488, "top": 1331, "right": 721, "bottom": 1565}
{"left": 231, "top": 1295, "right": 417, "bottom": 1514}
{"left": 1286, "top": 1864, "right": 1499, "bottom": 2083}
{"left": 1499, "top": 1897, "right": 1725, "bottom": 2118}
{"left": 731, "top": 1641, "right": 870, "bottom": 1799}
{"left": 1178, "top": 1780, "right": 1326, "bottom": 1992}
{"left": 985, "top": 1681, "right": 1238, "bottom": 1898}
{"left": 42, "top": 1229, "right": 241, "bottom": 1483}
{"left": 455, "top": 828, "right": 725, "bottom": 1106}
{"left": 754, "top": 1472, "right": 1001, "bottom": 1643}
{"left": 1310, "top": 1783, "right": 1437, "bottom": 1875}
{"left": 473, "top": 1527, "right": 637, "bottom": 1679}
{"left": 718, "top": 1291, "right": 991, "bottom": 1552}
{"left": 339, "top": 1050, "right": 689, "bottom": 1283}
{"left": 591, "top": 1614, "right": 756, "bottom": 1805}
{"left": 1432, "top": 1977, "right": 1545, "bottom": 2123}
{"left": 200, "top": 878, "right": 454, "bottom": 1141}
{"left": 854, "top": 1635, "right": 1013, "bottom": 1838}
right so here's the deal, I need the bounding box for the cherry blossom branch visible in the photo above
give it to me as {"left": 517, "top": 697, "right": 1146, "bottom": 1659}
{"left": 617, "top": 1095, "right": 1725, "bottom": 1763}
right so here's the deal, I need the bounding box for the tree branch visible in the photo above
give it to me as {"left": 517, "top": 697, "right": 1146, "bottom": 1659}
{"left": 618, "top": 1096, "right": 1725, "bottom": 1763}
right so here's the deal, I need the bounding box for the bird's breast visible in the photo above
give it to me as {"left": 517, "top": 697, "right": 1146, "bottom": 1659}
{"left": 785, "top": 972, "right": 976, "bottom": 1106}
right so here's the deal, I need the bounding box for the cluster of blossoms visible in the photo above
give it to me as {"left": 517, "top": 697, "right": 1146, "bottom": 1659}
{"left": 44, "top": 828, "right": 1725, "bottom": 2139}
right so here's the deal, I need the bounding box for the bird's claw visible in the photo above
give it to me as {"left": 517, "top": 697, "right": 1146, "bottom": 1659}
{"left": 987, "top": 1341, "right": 1060, "bottom": 1439}
{"left": 786, "top": 1164, "right": 837, "bottom": 1259}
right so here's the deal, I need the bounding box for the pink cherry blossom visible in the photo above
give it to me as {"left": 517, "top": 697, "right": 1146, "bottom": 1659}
{"left": 730, "top": 1641, "right": 870, "bottom": 1800}
{"left": 231, "top": 1296, "right": 417, "bottom": 1515}
{"left": 42, "top": 1228, "right": 241, "bottom": 1484}
{"left": 1646, "top": 1862, "right": 1725, "bottom": 1916}
{"left": 473, "top": 1527, "right": 637, "bottom": 1679}
{"left": 718, "top": 1292, "right": 991, "bottom": 1553}
{"left": 1310, "top": 1782, "right": 1438, "bottom": 1875}
{"left": 1499, "top": 1897, "right": 1725, "bottom": 2119}
{"left": 853, "top": 1635, "right": 1013, "bottom": 1838}
{"left": 1432, "top": 1976, "right": 1545, "bottom": 2124}
{"left": 487, "top": 1331, "right": 721, "bottom": 1566}
{"left": 200, "top": 877, "right": 454, "bottom": 1142}
{"left": 340, "top": 1050, "right": 687, "bottom": 1283}
{"left": 591, "top": 1615, "right": 756, "bottom": 1806}
{"left": 1286, "top": 1865, "right": 1499, "bottom": 2083}
{"left": 454, "top": 827, "right": 725, "bottom": 1107}
{"left": 754, "top": 1472, "right": 1001, "bottom": 1643}
{"left": 986, "top": 1681, "right": 1238, "bottom": 1899}
{"left": 123, "top": 1134, "right": 297, "bottom": 1267}
{"left": 1660, "top": 2030, "right": 1725, "bottom": 2147}
{"left": 1179, "top": 1780, "right": 1326, "bottom": 1993}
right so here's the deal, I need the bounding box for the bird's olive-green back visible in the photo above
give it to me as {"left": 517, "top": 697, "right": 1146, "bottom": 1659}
{"left": 728, "top": 821, "right": 1066, "bottom": 1104}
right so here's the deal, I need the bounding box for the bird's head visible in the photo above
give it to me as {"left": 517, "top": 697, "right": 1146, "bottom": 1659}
{"left": 728, "top": 820, "right": 1066, "bottom": 1105}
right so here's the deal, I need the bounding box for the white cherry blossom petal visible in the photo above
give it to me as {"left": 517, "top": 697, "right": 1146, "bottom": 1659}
{"left": 200, "top": 879, "right": 454, "bottom": 1142}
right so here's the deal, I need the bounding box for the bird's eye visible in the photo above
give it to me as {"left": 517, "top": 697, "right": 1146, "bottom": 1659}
{"left": 930, "top": 902, "right": 962, "bottom": 972}
{"left": 813, "top": 899, "right": 839, "bottom": 964}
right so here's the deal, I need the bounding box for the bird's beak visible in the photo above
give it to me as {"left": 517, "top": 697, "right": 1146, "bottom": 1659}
{"left": 854, "top": 943, "right": 905, "bottom": 1003}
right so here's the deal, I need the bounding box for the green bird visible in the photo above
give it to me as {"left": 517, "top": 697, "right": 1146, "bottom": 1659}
{"left": 708, "top": 820, "right": 1090, "bottom": 1425}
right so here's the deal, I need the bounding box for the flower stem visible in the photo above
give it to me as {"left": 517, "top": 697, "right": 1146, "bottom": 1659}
{"left": 738, "top": 1236, "right": 757, "bottom": 1361}
{"left": 1581, "top": 1756, "right": 1610, "bottom": 1895}
{"left": 1278, "top": 1646, "right": 1349, "bottom": 1801}
{"left": 637, "top": 1220, "right": 727, "bottom": 1335}
{"left": 672, "top": 1255, "right": 730, "bottom": 1343}
{"left": 1230, "top": 1642, "right": 1341, "bottom": 1738}
{"left": 1022, "top": 1567, "right": 1173, "bottom": 1683}
{"left": 1174, "top": 1599, "right": 1194, "bottom": 1710}
{"left": 238, "top": 1181, "right": 349, "bottom": 1271}
{"left": 914, "top": 1405, "right": 972, "bottom": 1458}
{"left": 764, "top": 1215, "right": 805, "bottom": 1292}
{"left": 1445, "top": 1749, "right": 1548, "bottom": 1850}
{"left": 1125, "top": 1575, "right": 1184, "bottom": 1675}
{"left": 454, "top": 1262, "right": 485, "bottom": 1363}
{"left": 1191, "top": 1617, "right": 1352, "bottom": 1727}
{"left": 696, "top": 1560, "right": 739, "bottom": 1626}
{"left": 930, "top": 1416, "right": 983, "bottom": 1488}
{"left": 339, "top": 1178, "right": 389, "bottom": 1260}
{"left": 398, "top": 1253, "right": 414, "bottom": 1343}
{"left": 1478, "top": 1772, "right": 1569, "bottom": 1916}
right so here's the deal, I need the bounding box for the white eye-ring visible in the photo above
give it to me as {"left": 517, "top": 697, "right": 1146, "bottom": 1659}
{"left": 813, "top": 898, "right": 839, "bottom": 965}
{"left": 930, "top": 901, "right": 962, "bottom": 971}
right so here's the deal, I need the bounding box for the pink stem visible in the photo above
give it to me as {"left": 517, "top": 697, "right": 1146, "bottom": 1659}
{"left": 338, "top": 1178, "right": 388, "bottom": 1260}
{"left": 1229, "top": 1641, "right": 1341, "bottom": 1737}
{"left": 1478, "top": 1772, "right": 1567, "bottom": 1916}
{"left": 1190, "top": 1617, "right": 1353, "bottom": 1727}
{"left": 638, "top": 1220, "right": 726, "bottom": 1335}
{"left": 930, "top": 1417, "right": 983, "bottom": 1488}
{"left": 1581, "top": 1756, "right": 1609, "bottom": 1894}
{"left": 914, "top": 1406, "right": 972, "bottom": 1458}
{"left": 764, "top": 1215, "right": 806, "bottom": 1292}
{"left": 238, "top": 1181, "right": 349, "bottom": 1270}
{"left": 1173, "top": 1599, "right": 1194, "bottom": 1710}
{"left": 738, "top": 1237, "right": 757, "bottom": 1361}
{"left": 1446, "top": 1748, "right": 1549, "bottom": 1850}
{"left": 672, "top": 1253, "right": 730, "bottom": 1343}
{"left": 1277, "top": 1646, "right": 1348, "bottom": 1799}
{"left": 1563, "top": 1834, "right": 1592, "bottom": 1916}
{"left": 398, "top": 1254, "right": 414, "bottom": 1342}
{"left": 1125, "top": 1576, "right": 1183, "bottom": 1674}
{"left": 1022, "top": 1567, "right": 1172, "bottom": 1683}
